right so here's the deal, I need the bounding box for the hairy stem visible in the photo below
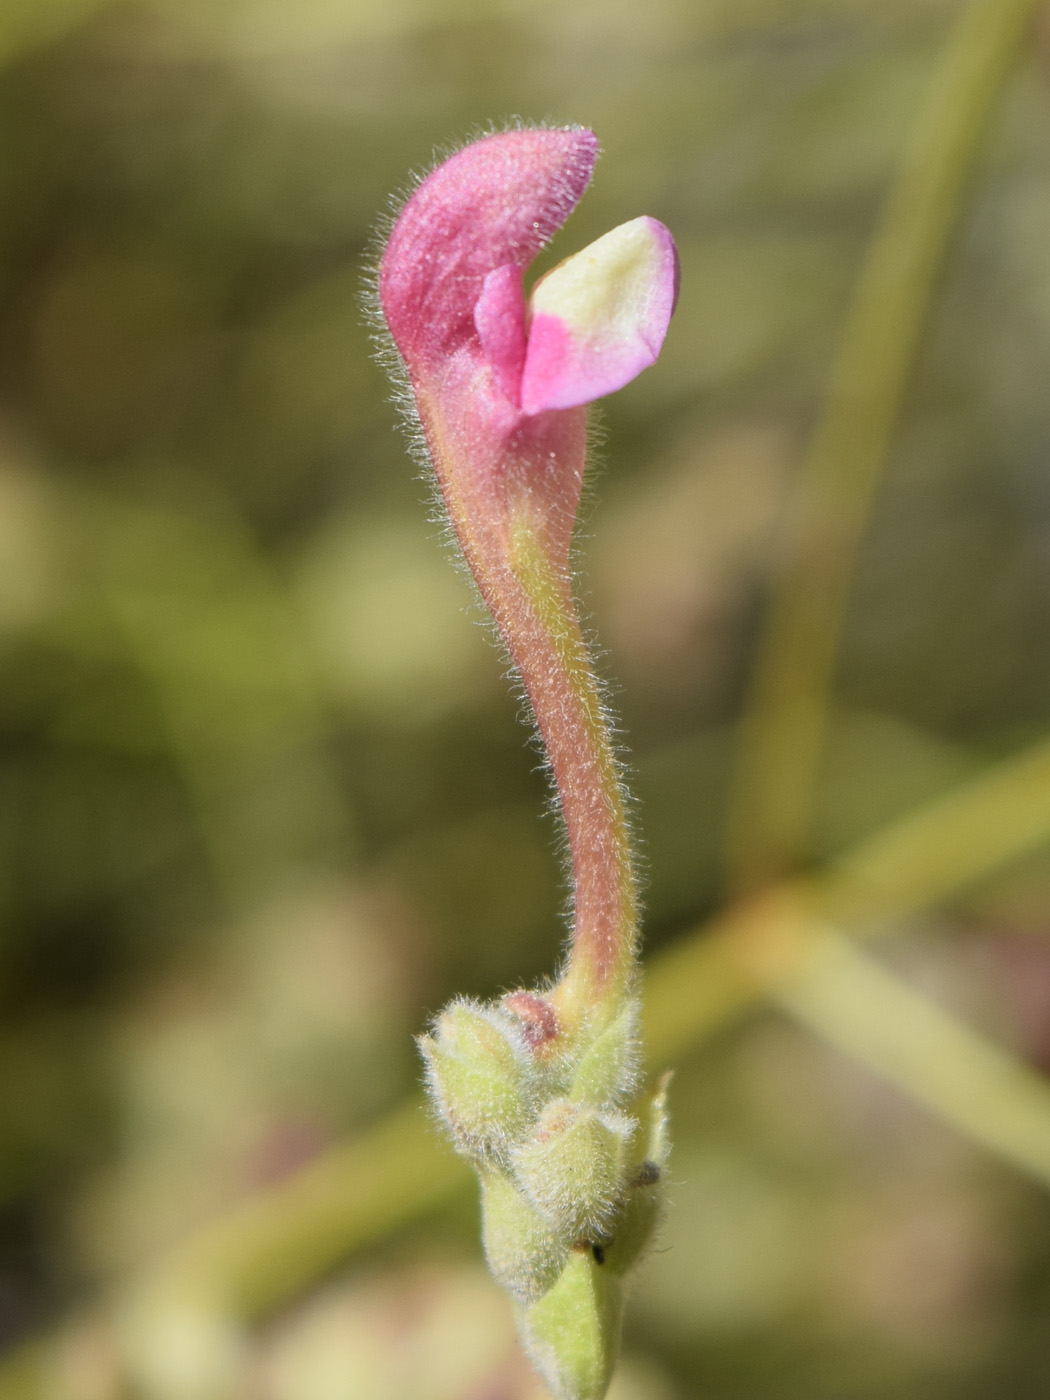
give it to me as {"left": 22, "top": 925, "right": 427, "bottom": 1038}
{"left": 416, "top": 382, "right": 639, "bottom": 1023}
{"left": 505, "top": 510, "right": 638, "bottom": 1016}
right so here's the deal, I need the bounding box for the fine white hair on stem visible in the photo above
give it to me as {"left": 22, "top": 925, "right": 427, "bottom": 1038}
{"left": 361, "top": 122, "right": 640, "bottom": 975}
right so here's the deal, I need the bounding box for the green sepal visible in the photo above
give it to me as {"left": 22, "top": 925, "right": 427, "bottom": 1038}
{"left": 480, "top": 1167, "right": 568, "bottom": 1303}
{"left": 518, "top": 1248, "right": 624, "bottom": 1400}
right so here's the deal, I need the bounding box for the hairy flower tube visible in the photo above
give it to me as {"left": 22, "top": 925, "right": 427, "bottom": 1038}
{"left": 376, "top": 126, "right": 677, "bottom": 1400}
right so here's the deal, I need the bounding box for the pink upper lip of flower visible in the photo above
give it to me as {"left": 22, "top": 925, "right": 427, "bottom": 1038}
{"left": 379, "top": 127, "right": 600, "bottom": 377}
{"left": 379, "top": 127, "right": 678, "bottom": 418}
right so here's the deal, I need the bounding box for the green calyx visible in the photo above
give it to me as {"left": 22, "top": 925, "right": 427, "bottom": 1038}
{"left": 420, "top": 988, "right": 670, "bottom": 1400}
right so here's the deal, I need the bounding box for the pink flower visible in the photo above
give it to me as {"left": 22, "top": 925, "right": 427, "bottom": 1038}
{"left": 380, "top": 125, "right": 678, "bottom": 424}
{"left": 377, "top": 126, "right": 677, "bottom": 1007}
{"left": 378, "top": 124, "right": 677, "bottom": 631}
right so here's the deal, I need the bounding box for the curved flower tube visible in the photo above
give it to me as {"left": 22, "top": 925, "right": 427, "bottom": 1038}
{"left": 377, "top": 126, "right": 677, "bottom": 1400}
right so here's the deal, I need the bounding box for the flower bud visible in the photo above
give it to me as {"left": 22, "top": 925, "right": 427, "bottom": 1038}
{"left": 419, "top": 999, "right": 533, "bottom": 1163}
{"left": 512, "top": 1099, "right": 633, "bottom": 1240}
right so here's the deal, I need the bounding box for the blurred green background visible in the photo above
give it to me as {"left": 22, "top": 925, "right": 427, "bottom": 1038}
{"left": 3, "top": 0, "right": 1050, "bottom": 1396}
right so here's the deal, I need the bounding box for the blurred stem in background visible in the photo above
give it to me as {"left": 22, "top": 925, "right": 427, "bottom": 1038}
{"left": 725, "top": 0, "right": 1045, "bottom": 893}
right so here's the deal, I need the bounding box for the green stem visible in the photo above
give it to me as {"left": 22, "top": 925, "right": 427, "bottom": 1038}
{"left": 505, "top": 510, "right": 639, "bottom": 1017}
{"left": 725, "top": 0, "right": 1043, "bottom": 892}
{"left": 417, "top": 387, "right": 638, "bottom": 1022}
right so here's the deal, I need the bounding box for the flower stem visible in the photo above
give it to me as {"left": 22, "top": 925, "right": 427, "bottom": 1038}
{"left": 505, "top": 508, "right": 638, "bottom": 1019}
{"left": 416, "top": 380, "right": 639, "bottom": 1025}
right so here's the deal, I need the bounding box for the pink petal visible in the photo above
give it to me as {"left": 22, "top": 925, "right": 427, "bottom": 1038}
{"left": 474, "top": 263, "right": 527, "bottom": 408}
{"left": 519, "top": 216, "right": 679, "bottom": 416}
{"left": 379, "top": 128, "right": 599, "bottom": 379}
